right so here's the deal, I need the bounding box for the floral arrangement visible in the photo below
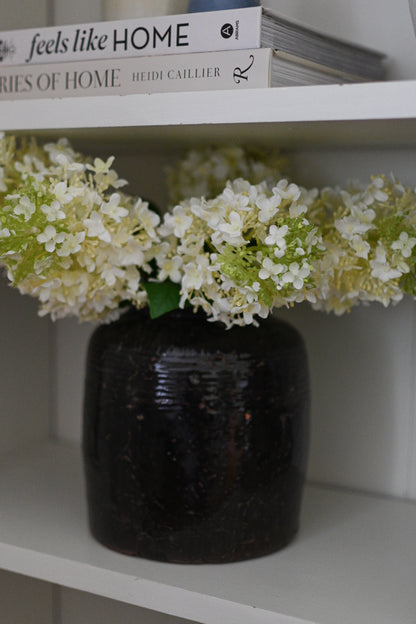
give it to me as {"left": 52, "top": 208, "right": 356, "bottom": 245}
{"left": 157, "top": 176, "right": 321, "bottom": 327}
{"left": 310, "top": 176, "right": 416, "bottom": 314}
{"left": 0, "top": 134, "right": 159, "bottom": 321}
{"left": 165, "top": 145, "right": 289, "bottom": 205}
{"left": 1, "top": 133, "right": 416, "bottom": 327}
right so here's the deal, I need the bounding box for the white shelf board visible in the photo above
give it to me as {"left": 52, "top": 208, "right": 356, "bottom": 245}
{"left": 0, "top": 441, "right": 415, "bottom": 624}
{"left": 1, "top": 80, "right": 416, "bottom": 147}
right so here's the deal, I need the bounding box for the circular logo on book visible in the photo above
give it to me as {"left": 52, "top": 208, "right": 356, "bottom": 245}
{"left": 220, "top": 23, "right": 234, "bottom": 39}
{"left": 0, "top": 39, "right": 15, "bottom": 62}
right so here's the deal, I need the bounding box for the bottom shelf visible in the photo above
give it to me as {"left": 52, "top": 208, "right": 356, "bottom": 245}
{"left": 0, "top": 441, "right": 415, "bottom": 624}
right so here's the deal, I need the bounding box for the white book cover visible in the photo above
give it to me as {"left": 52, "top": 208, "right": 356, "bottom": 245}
{"left": 0, "top": 48, "right": 273, "bottom": 99}
{"left": 0, "top": 7, "right": 262, "bottom": 66}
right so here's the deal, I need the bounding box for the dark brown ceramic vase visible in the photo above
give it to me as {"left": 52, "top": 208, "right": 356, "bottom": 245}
{"left": 83, "top": 306, "right": 309, "bottom": 563}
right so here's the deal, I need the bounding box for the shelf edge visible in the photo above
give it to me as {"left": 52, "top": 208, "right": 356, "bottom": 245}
{"left": 0, "top": 543, "right": 310, "bottom": 624}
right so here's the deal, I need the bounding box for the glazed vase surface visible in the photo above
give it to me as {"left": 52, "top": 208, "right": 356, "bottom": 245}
{"left": 83, "top": 307, "right": 309, "bottom": 563}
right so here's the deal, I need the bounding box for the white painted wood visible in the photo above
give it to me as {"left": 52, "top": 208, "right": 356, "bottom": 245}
{"left": 1, "top": 81, "right": 416, "bottom": 134}
{"left": 1, "top": 1, "right": 416, "bottom": 620}
{"left": 407, "top": 307, "right": 416, "bottom": 499}
{"left": 60, "top": 587, "right": 197, "bottom": 624}
{"left": 0, "top": 570, "right": 53, "bottom": 624}
{"left": 0, "top": 278, "right": 51, "bottom": 456}
{"left": 0, "top": 442, "right": 416, "bottom": 624}
{"left": 3, "top": 82, "right": 416, "bottom": 152}
{"left": 51, "top": 318, "right": 92, "bottom": 442}
{"left": 278, "top": 298, "right": 416, "bottom": 498}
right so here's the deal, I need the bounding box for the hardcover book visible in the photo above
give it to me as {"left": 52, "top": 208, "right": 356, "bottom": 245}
{"left": 0, "top": 6, "right": 385, "bottom": 80}
{"left": 0, "top": 48, "right": 367, "bottom": 101}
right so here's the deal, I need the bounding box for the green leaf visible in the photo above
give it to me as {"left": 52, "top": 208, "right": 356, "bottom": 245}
{"left": 144, "top": 280, "right": 181, "bottom": 319}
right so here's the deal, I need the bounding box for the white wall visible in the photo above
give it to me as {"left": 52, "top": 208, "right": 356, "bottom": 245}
{"left": 262, "top": 0, "right": 416, "bottom": 80}
{"left": 0, "top": 570, "right": 54, "bottom": 624}
{"left": 59, "top": 588, "right": 197, "bottom": 624}
{"left": 1, "top": 0, "right": 416, "bottom": 499}
{"left": 0, "top": 268, "right": 51, "bottom": 457}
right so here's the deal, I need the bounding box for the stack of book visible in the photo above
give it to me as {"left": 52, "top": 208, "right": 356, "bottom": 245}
{"left": 0, "top": 6, "right": 386, "bottom": 100}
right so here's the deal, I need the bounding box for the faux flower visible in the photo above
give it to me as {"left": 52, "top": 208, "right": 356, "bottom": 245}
{"left": 166, "top": 145, "right": 288, "bottom": 204}
{"left": 156, "top": 177, "right": 323, "bottom": 327}
{"left": 310, "top": 175, "right": 416, "bottom": 314}
{"left": 0, "top": 134, "right": 159, "bottom": 322}
{"left": 2, "top": 137, "right": 416, "bottom": 328}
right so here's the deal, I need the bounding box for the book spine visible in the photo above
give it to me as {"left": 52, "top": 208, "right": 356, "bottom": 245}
{"left": 0, "top": 48, "right": 272, "bottom": 100}
{"left": 0, "top": 7, "right": 262, "bottom": 67}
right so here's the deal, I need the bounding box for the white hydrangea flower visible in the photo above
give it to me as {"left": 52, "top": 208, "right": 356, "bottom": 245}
{"left": 116, "top": 239, "right": 146, "bottom": 266}
{"left": 86, "top": 156, "right": 115, "bottom": 174}
{"left": 5, "top": 136, "right": 416, "bottom": 327}
{"left": 181, "top": 255, "right": 212, "bottom": 292}
{"left": 166, "top": 145, "right": 286, "bottom": 205}
{"left": 13, "top": 195, "right": 36, "bottom": 220}
{"left": 83, "top": 211, "right": 112, "bottom": 243}
{"left": 264, "top": 224, "right": 288, "bottom": 248}
{"left": 235, "top": 301, "right": 269, "bottom": 326}
{"left": 335, "top": 215, "right": 374, "bottom": 240}
{"left": 0, "top": 135, "right": 160, "bottom": 322}
{"left": 41, "top": 201, "right": 65, "bottom": 222}
{"left": 37, "top": 225, "right": 66, "bottom": 252}
{"left": 56, "top": 231, "right": 86, "bottom": 257}
{"left": 351, "top": 203, "right": 376, "bottom": 225}
{"left": 124, "top": 266, "right": 141, "bottom": 292}
{"left": 216, "top": 210, "right": 246, "bottom": 245}
{"left": 370, "top": 245, "right": 403, "bottom": 282}
{"left": 163, "top": 205, "right": 193, "bottom": 238}
{"left": 136, "top": 200, "right": 160, "bottom": 239}
{"left": 274, "top": 180, "right": 301, "bottom": 201}
{"left": 258, "top": 257, "right": 284, "bottom": 281}
{"left": 191, "top": 197, "right": 224, "bottom": 228}
{"left": 290, "top": 187, "right": 317, "bottom": 218}
{"left": 281, "top": 262, "right": 311, "bottom": 290}
{"left": 100, "top": 264, "right": 125, "bottom": 287}
{"left": 44, "top": 138, "right": 78, "bottom": 165}
{"left": 14, "top": 154, "right": 47, "bottom": 182}
{"left": 0, "top": 167, "right": 7, "bottom": 192}
{"left": 101, "top": 193, "right": 129, "bottom": 223}
{"left": 221, "top": 183, "right": 251, "bottom": 212}
{"left": 391, "top": 231, "right": 416, "bottom": 258}
{"left": 157, "top": 255, "right": 182, "bottom": 283}
{"left": 363, "top": 176, "right": 389, "bottom": 204}
{"left": 52, "top": 181, "right": 74, "bottom": 205}
{"left": 289, "top": 202, "right": 308, "bottom": 218}
{"left": 350, "top": 235, "right": 371, "bottom": 259}
{"left": 256, "top": 194, "right": 281, "bottom": 223}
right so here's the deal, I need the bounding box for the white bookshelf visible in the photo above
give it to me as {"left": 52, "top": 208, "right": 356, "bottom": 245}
{"left": 1, "top": 80, "right": 416, "bottom": 147}
{"left": 1, "top": 441, "right": 415, "bottom": 624}
{"left": 2, "top": 0, "right": 416, "bottom": 617}
{"left": 2, "top": 81, "right": 416, "bottom": 623}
